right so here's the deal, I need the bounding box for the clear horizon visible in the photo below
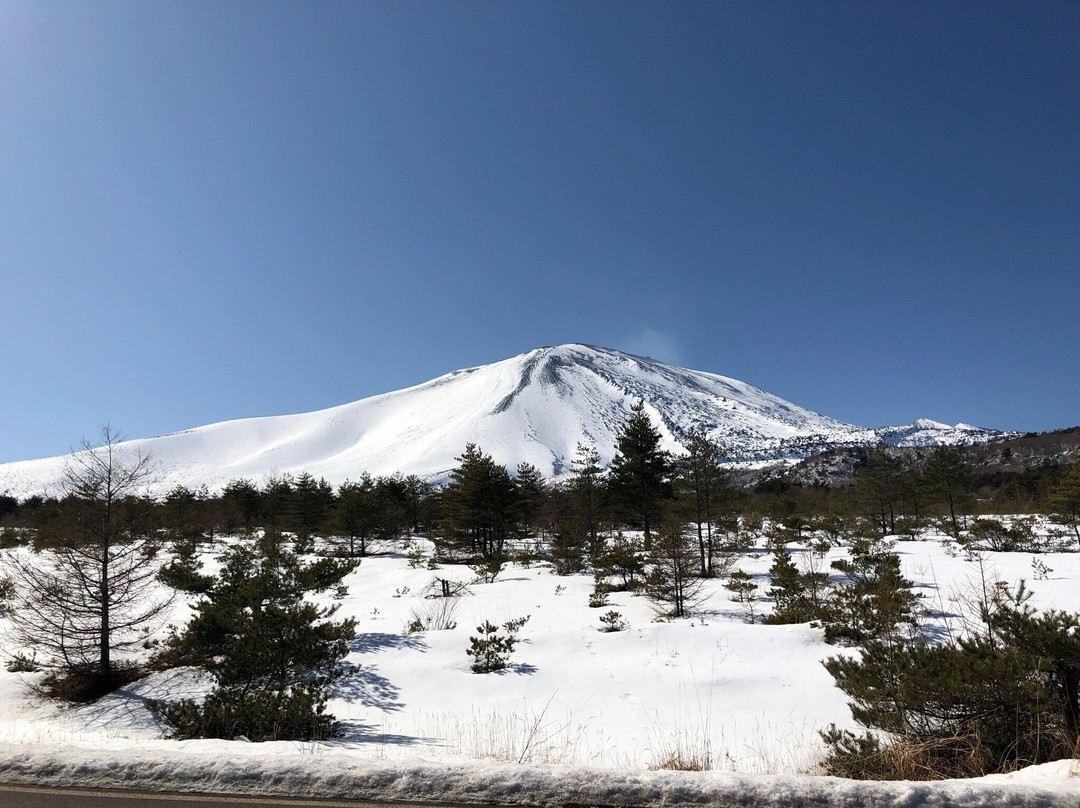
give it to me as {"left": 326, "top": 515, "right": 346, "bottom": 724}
{"left": 2, "top": 2, "right": 1078, "bottom": 462}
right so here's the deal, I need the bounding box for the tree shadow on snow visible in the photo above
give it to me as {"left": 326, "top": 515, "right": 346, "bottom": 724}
{"left": 330, "top": 720, "right": 436, "bottom": 747}
{"left": 348, "top": 632, "right": 428, "bottom": 655}
{"left": 66, "top": 686, "right": 157, "bottom": 732}
{"left": 331, "top": 662, "right": 406, "bottom": 712}
{"left": 493, "top": 662, "right": 538, "bottom": 676}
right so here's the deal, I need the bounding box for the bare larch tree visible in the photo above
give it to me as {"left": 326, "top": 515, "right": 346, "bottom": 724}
{"left": 4, "top": 425, "right": 172, "bottom": 685}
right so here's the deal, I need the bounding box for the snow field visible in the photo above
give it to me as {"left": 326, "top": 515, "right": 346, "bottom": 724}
{"left": 2, "top": 526, "right": 1080, "bottom": 805}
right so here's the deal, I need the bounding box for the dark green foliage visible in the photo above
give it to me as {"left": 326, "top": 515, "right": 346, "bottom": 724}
{"left": 287, "top": 473, "right": 334, "bottom": 546}
{"left": 151, "top": 680, "right": 337, "bottom": 742}
{"left": 152, "top": 529, "right": 356, "bottom": 741}
{"left": 328, "top": 472, "right": 420, "bottom": 557}
{"left": 439, "top": 444, "right": 519, "bottom": 560}
{"left": 588, "top": 575, "right": 610, "bottom": 608}
{"left": 329, "top": 475, "right": 378, "bottom": 556}
{"left": 962, "top": 517, "right": 1043, "bottom": 552}
{"left": 549, "top": 455, "right": 593, "bottom": 574}
{"left": 645, "top": 516, "right": 703, "bottom": 619}
{"left": 609, "top": 400, "right": 672, "bottom": 543}
{"left": 550, "top": 522, "right": 587, "bottom": 575}
{"left": 673, "top": 427, "right": 733, "bottom": 576}
{"left": 852, "top": 448, "right": 906, "bottom": 537}
{"left": 820, "top": 538, "right": 920, "bottom": 646}
{"left": 1049, "top": 462, "right": 1080, "bottom": 546}
{"left": 219, "top": 479, "right": 261, "bottom": 535}
{"left": 469, "top": 551, "right": 507, "bottom": 583}
{"left": 514, "top": 462, "right": 547, "bottom": 536}
{"left": 924, "top": 447, "right": 973, "bottom": 538}
{"left": 162, "top": 485, "right": 209, "bottom": 555}
{"left": 593, "top": 533, "right": 646, "bottom": 591}
{"left": 762, "top": 550, "right": 817, "bottom": 624}
{"left": 157, "top": 552, "right": 214, "bottom": 595}
{"left": 823, "top": 595, "right": 1080, "bottom": 778}
{"left": 0, "top": 494, "right": 18, "bottom": 521}
{"left": 0, "top": 573, "right": 14, "bottom": 608}
{"left": 5, "top": 650, "right": 40, "bottom": 673}
{"left": 0, "top": 527, "right": 25, "bottom": 548}
{"left": 567, "top": 442, "right": 606, "bottom": 559}
{"left": 598, "top": 610, "right": 627, "bottom": 632}
{"left": 466, "top": 616, "right": 529, "bottom": 673}
{"left": 817, "top": 726, "right": 890, "bottom": 779}
{"left": 260, "top": 474, "right": 294, "bottom": 530}
{"left": 723, "top": 569, "right": 758, "bottom": 623}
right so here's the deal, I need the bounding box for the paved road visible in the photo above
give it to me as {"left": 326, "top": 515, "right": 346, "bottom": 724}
{"left": 0, "top": 785, "right": 457, "bottom": 808}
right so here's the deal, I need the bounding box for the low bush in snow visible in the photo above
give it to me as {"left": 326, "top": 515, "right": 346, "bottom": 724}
{"left": 467, "top": 616, "right": 529, "bottom": 673}
{"left": 823, "top": 583, "right": 1080, "bottom": 779}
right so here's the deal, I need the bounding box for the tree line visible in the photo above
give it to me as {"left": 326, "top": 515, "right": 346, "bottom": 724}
{"left": 1, "top": 415, "right": 1079, "bottom": 768}
{"left": 3, "top": 413, "right": 1078, "bottom": 561}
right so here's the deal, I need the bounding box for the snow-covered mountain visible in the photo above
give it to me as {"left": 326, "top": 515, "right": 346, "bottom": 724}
{"left": 873, "top": 418, "right": 1009, "bottom": 448}
{"left": 0, "top": 344, "right": 1008, "bottom": 498}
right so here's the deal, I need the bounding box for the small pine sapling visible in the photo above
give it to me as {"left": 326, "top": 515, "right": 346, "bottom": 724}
{"left": 598, "top": 610, "right": 628, "bottom": 632}
{"left": 466, "top": 616, "right": 530, "bottom": 673}
{"left": 470, "top": 553, "right": 507, "bottom": 583}
{"left": 724, "top": 569, "right": 759, "bottom": 623}
{"left": 588, "top": 575, "right": 611, "bottom": 608}
{"left": 406, "top": 543, "right": 426, "bottom": 569}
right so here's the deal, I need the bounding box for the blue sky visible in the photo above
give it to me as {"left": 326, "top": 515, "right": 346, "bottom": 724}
{"left": 1, "top": 1, "right": 1077, "bottom": 462}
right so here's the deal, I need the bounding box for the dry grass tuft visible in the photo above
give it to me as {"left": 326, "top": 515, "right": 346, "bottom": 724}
{"left": 649, "top": 747, "right": 712, "bottom": 771}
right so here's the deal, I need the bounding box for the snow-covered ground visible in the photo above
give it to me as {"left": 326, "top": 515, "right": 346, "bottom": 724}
{"left": 2, "top": 525, "right": 1079, "bottom": 805}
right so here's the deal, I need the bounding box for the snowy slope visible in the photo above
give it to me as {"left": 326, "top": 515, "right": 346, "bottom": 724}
{"left": 0, "top": 344, "right": 1007, "bottom": 498}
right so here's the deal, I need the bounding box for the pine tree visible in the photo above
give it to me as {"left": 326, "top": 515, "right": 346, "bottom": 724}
{"left": 261, "top": 473, "right": 294, "bottom": 530}
{"left": 762, "top": 549, "right": 813, "bottom": 624}
{"left": 152, "top": 528, "right": 357, "bottom": 741}
{"left": 823, "top": 591, "right": 1080, "bottom": 778}
{"left": 439, "top": 444, "right": 518, "bottom": 560}
{"left": 551, "top": 443, "right": 604, "bottom": 574}
{"left": 372, "top": 473, "right": 416, "bottom": 539}
{"left": 644, "top": 515, "right": 703, "bottom": 618}
{"left": 288, "top": 472, "right": 334, "bottom": 546}
{"left": 162, "top": 484, "right": 208, "bottom": 556}
{"left": 723, "top": 569, "right": 759, "bottom": 623}
{"left": 330, "top": 475, "right": 377, "bottom": 557}
{"left": 821, "top": 538, "right": 920, "bottom": 646}
{"left": 514, "top": 462, "right": 546, "bottom": 538}
{"left": 570, "top": 442, "right": 604, "bottom": 549}
{"left": 1048, "top": 462, "right": 1080, "bottom": 547}
{"left": 220, "top": 478, "right": 260, "bottom": 535}
{"left": 924, "top": 447, "right": 972, "bottom": 538}
{"left": 673, "top": 427, "right": 731, "bottom": 576}
{"left": 592, "top": 531, "right": 646, "bottom": 592}
{"left": 609, "top": 400, "right": 672, "bottom": 545}
{"left": 853, "top": 447, "right": 904, "bottom": 536}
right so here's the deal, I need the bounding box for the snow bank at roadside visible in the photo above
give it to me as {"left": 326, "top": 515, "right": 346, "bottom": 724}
{"left": 1, "top": 741, "right": 1078, "bottom": 808}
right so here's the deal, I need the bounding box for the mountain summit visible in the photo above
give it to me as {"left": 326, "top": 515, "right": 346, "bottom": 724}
{"left": 0, "top": 344, "right": 1006, "bottom": 497}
